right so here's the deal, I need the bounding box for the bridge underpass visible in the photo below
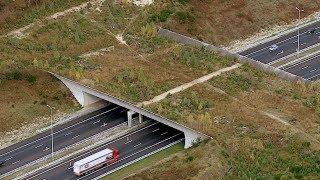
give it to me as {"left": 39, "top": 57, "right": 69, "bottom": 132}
{"left": 53, "top": 73, "right": 209, "bottom": 149}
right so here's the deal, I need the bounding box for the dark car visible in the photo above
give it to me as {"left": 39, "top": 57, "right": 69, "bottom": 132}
{"left": 308, "top": 29, "right": 316, "bottom": 34}
{"left": 0, "top": 160, "right": 5, "bottom": 167}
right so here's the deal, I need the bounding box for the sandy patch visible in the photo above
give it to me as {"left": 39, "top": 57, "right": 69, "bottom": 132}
{"left": 80, "top": 46, "right": 115, "bottom": 58}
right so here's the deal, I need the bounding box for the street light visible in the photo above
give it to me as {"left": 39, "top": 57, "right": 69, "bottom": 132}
{"left": 46, "top": 104, "right": 55, "bottom": 158}
{"left": 296, "top": 7, "right": 304, "bottom": 57}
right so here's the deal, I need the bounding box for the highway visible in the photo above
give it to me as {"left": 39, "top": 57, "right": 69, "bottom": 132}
{"left": 0, "top": 103, "right": 128, "bottom": 176}
{"left": 240, "top": 21, "right": 320, "bottom": 64}
{"left": 282, "top": 53, "right": 320, "bottom": 81}
{"left": 240, "top": 21, "right": 320, "bottom": 81}
{"left": 25, "top": 121, "right": 184, "bottom": 180}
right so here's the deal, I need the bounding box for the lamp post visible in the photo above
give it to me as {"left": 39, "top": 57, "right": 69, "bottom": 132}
{"left": 296, "top": 7, "right": 304, "bottom": 57}
{"left": 46, "top": 104, "right": 55, "bottom": 158}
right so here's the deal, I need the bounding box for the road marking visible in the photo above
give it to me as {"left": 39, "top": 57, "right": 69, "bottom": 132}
{"left": 72, "top": 135, "right": 80, "bottom": 140}
{"left": 43, "top": 147, "right": 49, "bottom": 152}
{"left": 64, "top": 132, "right": 73, "bottom": 136}
{"left": 35, "top": 144, "right": 43, "bottom": 149}
{"left": 277, "top": 50, "right": 284, "bottom": 56}
{"left": 25, "top": 122, "right": 160, "bottom": 179}
{"left": 12, "top": 160, "right": 20, "bottom": 165}
{"left": 5, "top": 157, "right": 13, "bottom": 161}
{"left": 152, "top": 128, "right": 159, "bottom": 132}
{"left": 307, "top": 73, "right": 320, "bottom": 80}
{"left": 100, "top": 123, "right": 108, "bottom": 127}
{"left": 161, "top": 132, "right": 168, "bottom": 136}
{"left": 281, "top": 53, "right": 320, "bottom": 70}
{"left": 243, "top": 26, "right": 320, "bottom": 57}
{"left": 133, "top": 143, "right": 141, "bottom": 148}
{"left": 125, "top": 140, "right": 132, "bottom": 144}
{"left": 93, "top": 120, "right": 100, "bottom": 124}
{"left": 0, "top": 106, "right": 120, "bottom": 158}
{"left": 301, "top": 66, "right": 309, "bottom": 70}
{"left": 78, "top": 133, "right": 184, "bottom": 180}
{"left": 310, "top": 68, "right": 317, "bottom": 73}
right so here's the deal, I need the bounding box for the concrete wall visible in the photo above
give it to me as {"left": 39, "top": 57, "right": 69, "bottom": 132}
{"left": 158, "top": 27, "right": 308, "bottom": 83}
{"left": 53, "top": 73, "right": 209, "bottom": 148}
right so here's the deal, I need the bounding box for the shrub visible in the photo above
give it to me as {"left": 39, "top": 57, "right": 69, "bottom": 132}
{"left": 26, "top": 74, "right": 37, "bottom": 84}
{"left": 177, "top": 0, "right": 190, "bottom": 5}
{"left": 175, "top": 11, "right": 195, "bottom": 24}
{"left": 148, "top": 9, "right": 173, "bottom": 23}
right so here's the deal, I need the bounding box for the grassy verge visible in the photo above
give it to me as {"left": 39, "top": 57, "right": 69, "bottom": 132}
{"left": 103, "top": 142, "right": 184, "bottom": 180}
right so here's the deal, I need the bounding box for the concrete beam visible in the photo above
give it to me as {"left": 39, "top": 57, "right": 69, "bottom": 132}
{"left": 52, "top": 73, "right": 210, "bottom": 148}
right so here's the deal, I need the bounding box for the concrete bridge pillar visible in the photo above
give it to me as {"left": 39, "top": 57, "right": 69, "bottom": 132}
{"left": 139, "top": 114, "right": 143, "bottom": 123}
{"left": 183, "top": 130, "right": 203, "bottom": 149}
{"left": 127, "top": 110, "right": 136, "bottom": 127}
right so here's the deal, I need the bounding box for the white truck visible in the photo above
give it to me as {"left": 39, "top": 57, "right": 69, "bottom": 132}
{"left": 73, "top": 148, "right": 120, "bottom": 176}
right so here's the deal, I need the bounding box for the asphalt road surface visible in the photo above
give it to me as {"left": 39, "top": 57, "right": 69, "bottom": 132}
{"left": 0, "top": 103, "right": 128, "bottom": 176}
{"left": 240, "top": 21, "right": 320, "bottom": 64}
{"left": 281, "top": 53, "right": 320, "bottom": 81}
{"left": 25, "top": 121, "right": 184, "bottom": 180}
{"left": 240, "top": 21, "right": 320, "bottom": 81}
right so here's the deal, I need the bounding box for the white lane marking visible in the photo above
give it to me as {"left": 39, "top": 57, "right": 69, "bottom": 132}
{"left": 72, "top": 135, "right": 80, "bottom": 140}
{"left": 0, "top": 106, "right": 120, "bottom": 158}
{"left": 307, "top": 73, "right": 320, "bottom": 80}
{"left": 100, "top": 123, "right": 108, "bottom": 127}
{"left": 12, "top": 160, "right": 20, "bottom": 165}
{"left": 43, "top": 147, "right": 49, "bottom": 152}
{"left": 125, "top": 140, "right": 132, "bottom": 145}
{"left": 133, "top": 143, "right": 141, "bottom": 148}
{"left": 5, "top": 157, "right": 13, "bottom": 161}
{"left": 26, "top": 122, "right": 160, "bottom": 179}
{"left": 64, "top": 132, "right": 73, "bottom": 136}
{"left": 301, "top": 43, "right": 307, "bottom": 46}
{"left": 152, "top": 128, "right": 159, "bottom": 132}
{"left": 310, "top": 68, "right": 317, "bottom": 73}
{"left": 281, "top": 53, "right": 320, "bottom": 70}
{"left": 93, "top": 120, "right": 100, "bottom": 124}
{"left": 302, "top": 65, "right": 309, "bottom": 70}
{"left": 78, "top": 133, "right": 184, "bottom": 180}
{"left": 35, "top": 144, "right": 43, "bottom": 149}
{"left": 244, "top": 26, "right": 320, "bottom": 56}
{"left": 161, "top": 132, "right": 168, "bottom": 136}
{"left": 277, "top": 50, "right": 284, "bottom": 55}
{"left": 68, "top": 166, "right": 73, "bottom": 170}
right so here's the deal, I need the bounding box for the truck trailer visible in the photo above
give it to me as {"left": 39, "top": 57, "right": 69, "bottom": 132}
{"left": 73, "top": 148, "right": 120, "bottom": 176}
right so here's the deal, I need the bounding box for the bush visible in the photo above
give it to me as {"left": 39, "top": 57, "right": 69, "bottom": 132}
{"left": 175, "top": 11, "right": 195, "bottom": 24}
{"left": 177, "top": 0, "right": 190, "bottom": 5}
{"left": 6, "top": 71, "right": 22, "bottom": 80}
{"left": 26, "top": 74, "right": 37, "bottom": 84}
{"left": 148, "top": 9, "right": 173, "bottom": 23}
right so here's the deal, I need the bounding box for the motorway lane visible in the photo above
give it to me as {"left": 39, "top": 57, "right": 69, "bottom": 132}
{"left": 240, "top": 21, "right": 320, "bottom": 64}
{"left": 0, "top": 104, "right": 128, "bottom": 175}
{"left": 26, "top": 122, "right": 184, "bottom": 180}
{"left": 282, "top": 54, "right": 320, "bottom": 81}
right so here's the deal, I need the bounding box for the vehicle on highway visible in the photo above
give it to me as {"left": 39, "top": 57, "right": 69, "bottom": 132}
{"left": 0, "top": 160, "right": 5, "bottom": 167}
{"left": 308, "top": 29, "right": 316, "bottom": 34}
{"left": 73, "top": 148, "right": 120, "bottom": 176}
{"left": 269, "top": 44, "right": 278, "bottom": 51}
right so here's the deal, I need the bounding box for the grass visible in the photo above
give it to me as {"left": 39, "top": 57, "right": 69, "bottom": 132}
{"left": 0, "top": 0, "right": 88, "bottom": 35}
{"left": 103, "top": 142, "right": 184, "bottom": 180}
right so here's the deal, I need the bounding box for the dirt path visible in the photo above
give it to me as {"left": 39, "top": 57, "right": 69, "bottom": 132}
{"left": 139, "top": 63, "right": 242, "bottom": 106}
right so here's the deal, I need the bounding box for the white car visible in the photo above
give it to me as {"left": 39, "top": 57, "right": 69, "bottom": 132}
{"left": 269, "top": 44, "right": 278, "bottom": 51}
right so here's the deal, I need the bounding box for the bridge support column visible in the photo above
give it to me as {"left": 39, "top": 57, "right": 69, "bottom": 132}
{"left": 139, "top": 114, "right": 143, "bottom": 123}
{"left": 127, "top": 110, "right": 136, "bottom": 127}
{"left": 183, "top": 130, "right": 204, "bottom": 149}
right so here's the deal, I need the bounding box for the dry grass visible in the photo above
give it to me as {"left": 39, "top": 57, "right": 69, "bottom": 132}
{"left": 142, "top": 0, "right": 320, "bottom": 46}
{"left": 0, "top": 69, "right": 79, "bottom": 134}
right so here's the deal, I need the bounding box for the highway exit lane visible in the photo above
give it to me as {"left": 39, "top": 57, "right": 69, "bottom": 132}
{"left": 0, "top": 104, "right": 128, "bottom": 176}
{"left": 26, "top": 121, "right": 184, "bottom": 180}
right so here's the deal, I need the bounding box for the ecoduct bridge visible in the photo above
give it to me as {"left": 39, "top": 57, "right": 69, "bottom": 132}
{"left": 53, "top": 74, "right": 208, "bottom": 149}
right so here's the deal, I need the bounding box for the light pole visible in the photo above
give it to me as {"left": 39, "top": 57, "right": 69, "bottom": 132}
{"left": 296, "top": 7, "right": 304, "bottom": 57}
{"left": 46, "top": 104, "right": 55, "bottom": 158}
